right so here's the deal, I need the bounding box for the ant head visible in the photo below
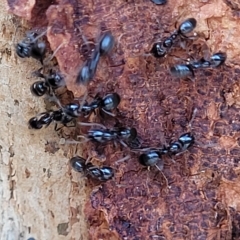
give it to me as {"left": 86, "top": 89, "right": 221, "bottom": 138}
{"left": 210, "top": 52, "right": 227, "bottom": 67}
{"left": 150, "top": 42, "right": 166, "bottom": 58}
{"left": 179, "top": 18, "right": 197, "bottom": 35}
{"left": 102, "top": 93, "right": 121, "bottom": 111}
{"left": 139, "top": 151, "right": 161, "bottom": 166}
{"left": 16, "top": 42, "right": 31, "bottom": 58}
{"left": 70, "top": 156, "right": 86, "bottom": 172}
{"left": 30, "top": 81, "right": 48, "bottom": 97}
{"left": 28, "top": 117, "right": 43, "bottom": 129}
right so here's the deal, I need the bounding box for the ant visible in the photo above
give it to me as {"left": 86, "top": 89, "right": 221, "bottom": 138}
{"left": 68, "top": 125, "right": 138, "bottom": 149}
{"left": 170, "top": 52, "right": 227, "bottom": 78}
{"left": 64, "top": 92, "right": 120, "bottom": 117}
{"left": 28, "top": 110, "right": 74, "bottom": 130}
{"left": 87, "top": 127, "right": 138, "bottom": 146}
{"left": 138, "top": 132, "right": 195, "bottom": 166}
{"left": 16, "top": 31, "right": 47, "bottom": 64}
{"left": 150, "top": 18, "right": 197, "bottom": 58}
{"left": 30, "top": 69, "right": 65, "bottom": 97}
{"left": 76, "top": 32, "right": 115, "bottom": 85}
{"left": 70, "top": 156, "right": 114, "bottom": 181}
{"left": 28, "top": 92, "right": 120, "bottom": 130}
{"left": 136, "top": 132, "right": 194, "bottom": 187}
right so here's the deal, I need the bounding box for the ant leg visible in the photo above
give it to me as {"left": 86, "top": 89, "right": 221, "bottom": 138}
{"left": 188, "top": 107, "right": 198, "bottom": 130}
{"left": 166, "top": 153, "right": 176, "bottom": 163}
{"left": 54, "top": 123, "right": 63, "bottom": 131}
{"left": 119, "top": 140, "right": 128, "bottom": 148}
{"left": 101, "top": 108, "right": 116, "bottom": 117}
{"left": 31, "top": 67, "right": 45, "bottom": 78}
{"left": 155, "top": 163, "right": 169, "bottom": 188}
{"left": 85, "top": 156, "right": 92, "bottom": 164}
{"left": 77, "top": 122, "right": 107, "bottom": 129}
{"left": 115, "top": 155, "right": 131, "bottom": 164}
{"left": 29, "top": 29, "right": 48, "bottom": 42}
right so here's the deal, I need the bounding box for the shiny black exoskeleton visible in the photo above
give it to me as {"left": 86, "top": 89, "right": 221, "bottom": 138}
{"left": 170, "top": 52, "right": 227, "bottom": 78}
{"left": 28, "top": 110, "right": 73, "bottom": 130}
{"left": 167, "top": 132, "right": 194, "bottom": 154}
{"left": 16, "top": 32, "right": 46, "bottom": 63}
{"left": 30, "top": 70, "right": 65, "bottom": 97}
{"left": 99, "top": 32, "right": 115, "bottom": 56}
{"left": 76, "top": 49, "right": 100, "bottom": 85}
{"left": 64, "top": 93, "right": 121, "bottom": 117}
{"left": 70, "top": 156, "right": 114, "bottom": 181}
{"left": 76, "top": 31, "right": 115, "bottom": 85}
{"left": 139, "top": 151, "right": 162, "bottom": 166}
{"left": 151, "top": 0, "right": 167, "bottom": 5}
{"left": 138, "top": 132, "right": 194, "bottom": 166}
{"left": 151, "top": 18, "right": 197, "bottom": 58}
{"left": 87, "top": 127, "right": 137, "bottom": 144}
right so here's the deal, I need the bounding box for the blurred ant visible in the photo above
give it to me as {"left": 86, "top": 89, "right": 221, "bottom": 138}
{"left": 30, "top": 69, "right": 65, "bottom": 97}
{"left": 170, "top": 52, "right": 227, "bottom": 78}
{"left": 16, "top": 30, "right": 47, "bottom": 64}
{"left": 28, "top": 110, "right": 74, "bottom": 130}
{"left": 76, "top": 31, "right": 115, "bottom": 85}
{"left": 150, "top": 18, "right": 197, "bottom": 58}
{"left": 64, "top": 92, "right": 120, "bottom": 117}
{"left": 70, "top": 156, "right": 114, "bottom": 181}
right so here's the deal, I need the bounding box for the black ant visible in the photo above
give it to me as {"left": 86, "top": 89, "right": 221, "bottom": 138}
{"left": 76, "top": 32, "right": 115, "bottom": 85}
{"left": 138, "top": 132, "right": 195, "bottom": 166}
{"left": 170, "top": 52, "right": 227, "bottom": 78}
{"left": 64, "top": 92, "right": 120, "bottom": 117}
{"left": 68, "top": 125, "right": 138, "bottom": 148}
{"left": 16, "top": 31, "right": 46, "bottom": 64}
{"left": 30, "top": 69, "right": 65, "bottom": 97}
{"left": 87, "top": 127, "right": 137, "bottom": 146}
{"left": 136, "top": 132, "right": 194, "bottom": 188}
{"left": 150, "top": 18, "right": 197, "bottom": 58}
{"left": 28, "top": 110, "right": 74, "bottom": 130}
{"left": 70, "top": 156, "right": 114, "bottom": 181}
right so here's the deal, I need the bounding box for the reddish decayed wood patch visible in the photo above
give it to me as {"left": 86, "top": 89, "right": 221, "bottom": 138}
{"left": 8, "top": 0, "right": 240, "bottom": 239}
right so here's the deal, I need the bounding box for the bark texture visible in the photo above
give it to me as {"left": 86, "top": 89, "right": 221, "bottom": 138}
{"left": 0, "top": 1, "right": 88, "bottom": 239}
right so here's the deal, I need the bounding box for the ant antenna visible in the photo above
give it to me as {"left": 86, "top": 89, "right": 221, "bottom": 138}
{"left": 29, "top": 29, "right": 48, "bottom": 43}
{"left": 155, "top": 163, "right": 169, "bottom": 188}
{"left": 77, "top": 122, "right": 107, "bottom": 129}
{"left": 43, "top": 42, "right": 65, "bottom": 65}
{"left": 101, "top": 108, "right": 116, "bottom": 117}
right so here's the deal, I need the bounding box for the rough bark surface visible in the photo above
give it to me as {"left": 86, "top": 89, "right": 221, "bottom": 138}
{"left": 0, "top": 1, "right": 88, "bottom": 240}
{"left": 2, "top": 0, "right": 240, "bottom": 240}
